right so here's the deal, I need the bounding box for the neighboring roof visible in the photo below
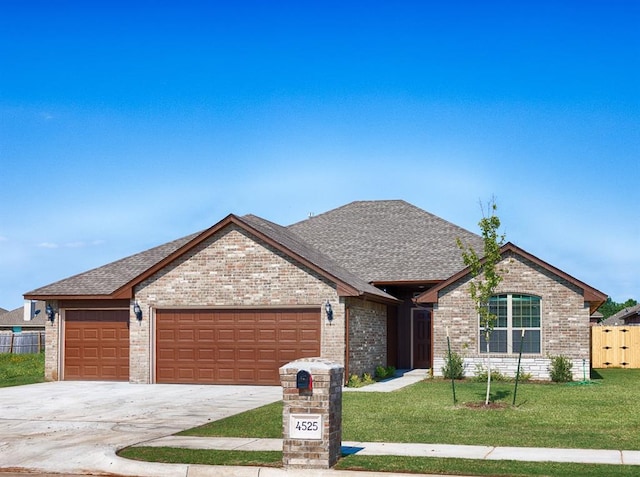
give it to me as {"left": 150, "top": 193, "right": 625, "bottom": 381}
{"left": 601, "top": 304, "right": 640, "bottom": 326}
{"left": 416, "top": 242, "right": 608, "bottom": 314}
{"left": 0, "top": 302, "right": 47, "bottom": 328}
{"left": 25, "top": 213, "right": 397, "bottom": 304}
{"left": 288, "top": 200, "right": 484, "bottom": 283}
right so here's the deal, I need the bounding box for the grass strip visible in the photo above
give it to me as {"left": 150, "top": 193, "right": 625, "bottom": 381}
{"left": 118, "top": 446, "right": 282, "bottom": 467}
{"left": 336, "top": 455, "right": 640, "bottom": 477}
{"left": 119, "top": 448, "right": 640, "bottom": 476}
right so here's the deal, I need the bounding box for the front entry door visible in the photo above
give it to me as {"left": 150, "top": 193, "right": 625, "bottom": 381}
{"left": 412, "top": 309, "right": 431, "bottom": 369}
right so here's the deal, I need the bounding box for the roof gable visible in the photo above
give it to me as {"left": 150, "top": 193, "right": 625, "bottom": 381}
{"left": 416, "top": 242, "right": 607, "bottom": 314}
{"left": 25, "top": 213, "right": 397, "bottom": 304}
{"left": 288, "top": 200, "right": 484, "bottom": 283}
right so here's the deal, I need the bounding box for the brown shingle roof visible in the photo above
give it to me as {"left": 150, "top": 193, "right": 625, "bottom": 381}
{"left": 288, "top": 200, "right": 484, "bottom": 283}
{"left": 239, "top": 214, "right": 396, "bottom": 301}
{"left": 24, "top": 213, "right": 397, "bottom": 303}
{"left": 25, "top": 233, "right": 200, "bottom": 298}
{"left": 0, "top": 302, "right": 47, "bottom": 328}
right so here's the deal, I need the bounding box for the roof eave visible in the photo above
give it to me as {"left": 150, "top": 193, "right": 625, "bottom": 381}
{"left": 23, "top": 293, "right": 116, "bottom": 301}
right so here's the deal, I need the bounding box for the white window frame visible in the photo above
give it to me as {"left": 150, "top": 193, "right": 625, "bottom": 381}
{"left": 480, "top": 294, "right": 541, "bottom": 354}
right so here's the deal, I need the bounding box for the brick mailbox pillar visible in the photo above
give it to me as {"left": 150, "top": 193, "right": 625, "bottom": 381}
{"left": 279, "top": 357, "right": 344, "bottom": 469}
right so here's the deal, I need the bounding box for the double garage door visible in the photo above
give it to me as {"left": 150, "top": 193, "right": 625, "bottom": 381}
{"left": 156, "top": 308, "right": 320, "bottom": 385}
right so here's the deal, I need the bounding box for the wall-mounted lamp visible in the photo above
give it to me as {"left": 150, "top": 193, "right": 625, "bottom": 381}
{"left": 133, "top": 302, "right": 143, "bottom": 321}
{"left": 325, "top": 300, "right": 333, "bottom": 324}
{"left": 45, "top": 304, "right": 55, "bottom": 324}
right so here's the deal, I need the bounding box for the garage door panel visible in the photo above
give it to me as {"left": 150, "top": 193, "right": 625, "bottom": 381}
{"left": 237, "top": 348, "right": 257, "bottom": 361}
{"left": 278, "top": 329, "right": 297, "bottom": 342}
{"left": 238, "top": 329, "right": 256, "bottom": 341}
{"left": 218, "top": 329, "right": 235, "bottom": 341}
{"left": 198, "top": 329, "right": 214, "bottom": 341}
{"left": 156, "top": 308, "right": 320, "bottom": 384}
{"left": 64, "top": 309, "right": 129, "bottom": 381}
{"left": 258, "top": 349, "right": 276, "bottom": 361}
{"left": 258, "top": 329, "right": 276, "bottom": 341}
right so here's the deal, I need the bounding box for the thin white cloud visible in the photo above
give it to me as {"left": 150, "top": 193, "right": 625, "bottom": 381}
{"left": 37, "top": 239, "right": 106, "bottom": 249}
{"left": 0, "top": 235, "right": 7, "bottom": 242}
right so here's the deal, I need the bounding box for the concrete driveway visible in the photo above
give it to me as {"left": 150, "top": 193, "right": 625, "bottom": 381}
{"left": 0, "top": 381, "right": 282, "bottom": 476}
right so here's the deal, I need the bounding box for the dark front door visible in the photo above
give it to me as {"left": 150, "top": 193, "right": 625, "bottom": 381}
{"left": 412, "top": 309, "right": 431, "bottom": 368}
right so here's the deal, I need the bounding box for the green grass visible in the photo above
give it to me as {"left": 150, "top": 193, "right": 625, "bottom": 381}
{"left": 118, "top": 446, "right": 282, "bottom": 467}
{"left": 183, "top": 368, "right": 640, "bottom": 450}
{"left": 179, "top": 401, "right": 284, "bottom": 438}
{"left": 336, "top": 455, "right": 640, "bottom": 476}
{"left": 122, "top": 369, "right": 640, "bottom": 475}
{"left": 0, "top": 352, "right": 45, "bottom": 387}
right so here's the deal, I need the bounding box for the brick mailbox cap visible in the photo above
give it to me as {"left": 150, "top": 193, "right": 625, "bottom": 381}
{"left": 280, "top": 357, "right": 343, "bottom": 374}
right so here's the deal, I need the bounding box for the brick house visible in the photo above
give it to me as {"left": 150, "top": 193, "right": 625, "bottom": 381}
{"left": 24, "top": 200, "right": 606, "bottom": 383}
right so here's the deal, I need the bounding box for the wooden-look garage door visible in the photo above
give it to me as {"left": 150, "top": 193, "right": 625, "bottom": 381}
{"left": 64, "top": 310, "right": 130, "bottom": 381}
{"left": 156, "top": 308, "right": 320, "bottom": 385}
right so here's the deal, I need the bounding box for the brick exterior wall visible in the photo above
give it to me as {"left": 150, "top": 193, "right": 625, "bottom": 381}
{"left": 346, "top": 298, "right": 387, "bottom": 377}
{"left": 131, "top": 225, "right": 345, "bottom": 383}
{"left": 433, "top": 251, "right": 591, "bottom": 381}
{"left": 44, "top": 300, "right": 59, "bottom": 381}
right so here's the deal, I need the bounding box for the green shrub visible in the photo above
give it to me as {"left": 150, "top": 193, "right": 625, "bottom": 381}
{"left": 549, "top": 355, "right": 573, "bottom": 382}
{"left": 375, "top": 365, "right": 396, "bottom": 380}
{"left": 347, "top": 374, "right": 363, "bottom": 387}
{"left": 515, "top": 371, "right": 532, "bottom": 382}
{"left": 441, "top": 350, "right": 464, "bottom": 379}
{"left": 472, "top": 364, "right": 509, "bottom": 382}
{"left": 362, "top": 373, "right": 376, "bottom": 385}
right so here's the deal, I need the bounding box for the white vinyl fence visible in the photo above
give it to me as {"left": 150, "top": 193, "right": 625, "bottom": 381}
{"left": 0, "top": 331, "right": 45, "bottom": 354}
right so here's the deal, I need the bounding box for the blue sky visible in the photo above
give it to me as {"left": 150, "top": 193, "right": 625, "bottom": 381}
{"left": 1, "top": 1, "right": 638, "bottom": 310}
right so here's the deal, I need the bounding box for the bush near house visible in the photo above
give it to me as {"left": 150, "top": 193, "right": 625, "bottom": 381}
{"left": 549, "top": 354, "right": 573, "bottom": 382}
{"left": 442, "top": 350, "right": 465, "bottom": 379}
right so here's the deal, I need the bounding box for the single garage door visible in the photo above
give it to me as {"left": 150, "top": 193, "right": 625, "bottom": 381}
{"left": 156, "top": 308, "right": 320, "bottom": 385}
{"left": 64, "top": 309, "right": 130, "bottom": 381}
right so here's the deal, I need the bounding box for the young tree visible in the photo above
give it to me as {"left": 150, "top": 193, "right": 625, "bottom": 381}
{"left": 457, "top": 198, "right": 505, "bottom": 405}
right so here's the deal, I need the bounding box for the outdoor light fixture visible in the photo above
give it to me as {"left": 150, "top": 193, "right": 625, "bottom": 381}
{"left": 45, "top": 304, "right": 55, "bottom": 324}
{"left": 325, "top": 300, "right": 333, "bottom": 323}
{"left": 133, "top": 302, "right": 143, "bottom": 321}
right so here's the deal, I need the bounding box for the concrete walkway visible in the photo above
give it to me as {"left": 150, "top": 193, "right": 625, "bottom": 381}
{"left": 344, "top": 369, "right": 429, "bottom": 392}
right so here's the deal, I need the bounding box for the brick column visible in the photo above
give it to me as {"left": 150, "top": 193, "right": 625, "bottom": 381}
{"left": 279, "top": 357, "right": 344, "bottom": 469}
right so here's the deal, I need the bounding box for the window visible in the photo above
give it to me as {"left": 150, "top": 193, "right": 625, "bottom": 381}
{"left": 480, "top": 294, "right": 541, "bottom": 354}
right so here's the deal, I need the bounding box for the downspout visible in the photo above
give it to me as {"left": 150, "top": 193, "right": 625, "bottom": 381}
{"left": 344, "top": 304, "right": 350, "bottom": 385}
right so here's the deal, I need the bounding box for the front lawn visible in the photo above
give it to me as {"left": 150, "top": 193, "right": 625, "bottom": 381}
{"left": 182, "top": 368, "right": 640, "bottom": 450}
{"left": 0, "top": 352, "right": 45, "bottom": 387}
{"left": 120, "top": 369, "right": 640, "bottom": 475}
